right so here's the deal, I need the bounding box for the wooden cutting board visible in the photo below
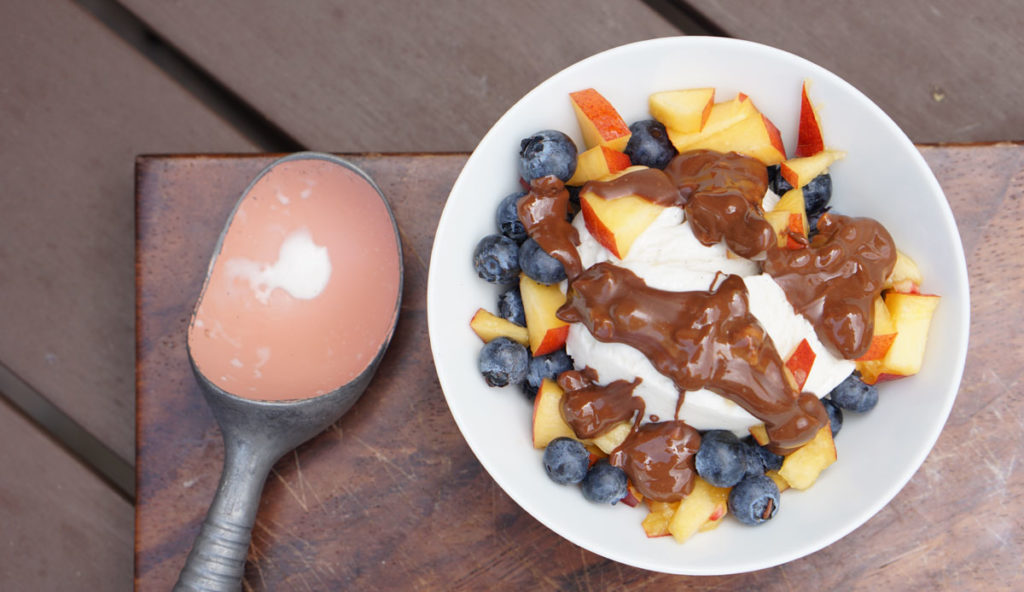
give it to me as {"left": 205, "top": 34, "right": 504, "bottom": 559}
{"left": 136, "top": 148, "right": 1024, "bottom": 591}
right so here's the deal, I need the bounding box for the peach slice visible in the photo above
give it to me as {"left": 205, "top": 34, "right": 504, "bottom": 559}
{"left": 621, "top": 482, "right": 644, "bottom": 507}
{"left": 880, "top": 292, "right": 940, "bottom": 376}
{"left": 648, "top": 88, "right": 715, "bottom": 133}
{"left": 698, "top": 497, "right": 729, "bottom": 532}
{"left": 566, "top": 145, "right": 632, "bottom": 186}
{"left": 588, "top": 421, "right": 633, "bottom": 455}
{"left": 779, "top": 149, "right": 846, "bottom": 188}
{"left": 667, "top": 477, "right": 730, "bottom": 543}
{"left": 766, "top": 187, "right": 809, "bottom": 248}
{"left": 749, "top": 423, "right": 770, "bottom": 447}
{"left": 469, "top": 308, "right": 529, "bottom": 346}
{"left": 569, "top": 88, "right": 631, "bottom": 151}
{"left": 796, "top": 80, "right": 826, "bottom": 157}
{"left": 765, "top": 469, "right": 790, "bottom": 493}
{"left": 855, "top": 297, "right": 897, "bottom": 362}
{"left": 642, "top": 500, "right": 679, "bottom": 538}
{"left": 520, "top": 274, "right": 570, "bottom": 356}
{"left": 778, "top": 426, "right": 836, "bottom": 490}
{"left": 667, "top": 94, "right": 756, "bottom": 151}
{"left": 532, "top": 378, "right": 575, "bottom": 448}
{"left": 785, "top": 338, "right": 816, "bottom": 391}
{"left": 682, "top": 111, "right": 787, "bottom": 165}
{"left": 579, "top": 169, "right": 667, "bottom": 259}
{"left": 858, "top": 292, "right": 938, "bottom": 383}
{"left": 884, "top": 250, "right": 924, "bottom": 293}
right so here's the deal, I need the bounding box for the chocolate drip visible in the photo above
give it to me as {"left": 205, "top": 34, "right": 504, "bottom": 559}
{"left": 609, "top": 420, "right": 701, "bottom": 502}
{"left": 763, "top": 213, "right": 896, "bottom": 359}
{"left": 517, "top": 176, "right": 583, "bottom": 279}
{"left": 664, "top": 150, "right": 774, "bottom": 259}
{"left": 558, "top": 263, "right": 826, "bottom": 451}
{"left": 557, "top": 368, "right": 643, "bottom": 439}
{"left": 580, "top": 167, "right": 682, "bottom": 206}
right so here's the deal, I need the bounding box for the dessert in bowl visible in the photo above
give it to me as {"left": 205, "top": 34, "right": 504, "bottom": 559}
{"left": 426, "top": 37, "right": 968, "bottom": 574}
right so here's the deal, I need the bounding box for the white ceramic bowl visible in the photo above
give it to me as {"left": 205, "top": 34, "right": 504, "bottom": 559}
{"left": 426, "top": 37, "right": 969, "bottom": 575}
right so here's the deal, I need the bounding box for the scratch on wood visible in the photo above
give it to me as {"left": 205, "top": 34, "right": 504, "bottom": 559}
{"left": 253, "top": 519, "right": 278, "bottom": 542}
{"left": 879, "top": 539, "right": 937, "bottom": 569}
{"left": 352, "top": 433, "right": 413, "bottom": 480}
{"left": 292, "top": 450, "right": 326, "bottom": 512}
{"left": 395, "top": 220, "right": 427, "bottom": 272}
{"left": 252, "top": 545, "right": 269, "bottom": 591}
{"left": 339, "top": 481, "right": 370, "bottom": 514}
{"left": 271, "top": 467, "right": 309, "bottom": 512}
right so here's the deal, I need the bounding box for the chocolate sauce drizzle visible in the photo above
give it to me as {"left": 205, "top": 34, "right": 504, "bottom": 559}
{"left": 558, "top": 264, "right": 826, "bottom": 455}
{"left": 517, "top": 176, "right": 582, "bottom": 279}
{"left": 666, "top": 150, "right": 775, "bottom": 258}
{"left": 557, "top": 368, "right": 643, "bottom": 439}
{"left": 609, "top": 420, "right": 701, "bottom": 502}
{"left": 583, "top": 151, "right": 773, "bottom": 259}
{"left": 763, "top": 213, "right": 896, "bottom": 359}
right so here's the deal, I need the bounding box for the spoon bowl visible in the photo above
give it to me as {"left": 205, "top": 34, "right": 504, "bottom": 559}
{"left": 174, "top": 152, "right": 402, "bottom": 592}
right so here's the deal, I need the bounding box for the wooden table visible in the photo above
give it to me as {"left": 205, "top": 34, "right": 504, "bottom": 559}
{"left": 135, "top": 147, "right": 1024, "bottom": 590}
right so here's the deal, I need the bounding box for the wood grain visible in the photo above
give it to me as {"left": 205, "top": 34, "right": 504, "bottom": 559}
{"left": 679, "top": 0, "right": 1024, "bottom": 143}
{"left": 0, "top": 0, "right": 256, "bottom": 462}
{"left": 117, "top": 0, "right": 679, "bottom": 152}
{"left": 0, "top": 399, "right": 133, "bottom": 590}
{"left": 137, "top": 149, "right": 1023, "bottom": 590}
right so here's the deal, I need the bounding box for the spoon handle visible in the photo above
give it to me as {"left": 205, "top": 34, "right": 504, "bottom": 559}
{"left": 174, "top": 442, "right": 275, "bottom": 592}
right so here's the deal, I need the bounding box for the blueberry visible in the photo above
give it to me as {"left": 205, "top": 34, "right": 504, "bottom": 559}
{"left": 767, "top": 164, "right": 793, "bottom": 196}
{"left": 738, "top": 438, "right": 781, "bottom": 479}
{"left": 728, "top": 474, "right": 780, "bottom": 525}
{"left": 808, "top": 206, "right": 830, "bottom": 235}
{"left": 473, "top": 234, "right": 520, "bottom": 284}
{"left": 829, "top": 374, "right": 878, "bottom": 413}
{"left": 624, "top": 120, "right": 677, "bottom": 169}
{"left": 523, "top": 349, "right": 574, "bottom": 398}
{"left": 496, "top": 191, "right": 528, "bottom": 242}
{"left": 519, "top": 238, "right": 566, "bottom": 285}
{"left": 739, "top": 439, "right": 765, "bottom": 479}
{"left": 802, "top": 173, "right": 832, "bottom": 217}
{"left": 519, "top": 130, "right": 577, "bottom": 183}
{"left": 543, "top": 437, "right": 590, "bottom": 485}
{"left": 753, "top": 442, "right": 784, "bottom": 473}
{"left": 478, "top": 337, "right": 529, "bottom": 387}
{"left": 822, "top": 397, "right": 844, "bottom": 437}
{"left": 695, "top": 430, "right": 748, "bottom": 488}
{"left": 581, "top": 459, "right": 628, "bottom": 504}
{"left": 498, "top": 288, "right": 526, "bottom": 326}
{"left": 566, "top": 184, "right": 582, "bottom": 217}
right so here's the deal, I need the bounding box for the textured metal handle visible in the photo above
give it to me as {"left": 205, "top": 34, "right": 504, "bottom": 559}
{"left": 174, "top": 443, "right": 274, "bottom": 592}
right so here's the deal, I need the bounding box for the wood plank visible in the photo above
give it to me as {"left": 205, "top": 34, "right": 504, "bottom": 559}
{"left": 679, "top": 0, "right": 1024, "bottom": 143}
{"left": 136, "top": 148, "right": 1024, "bottom": 590}
{"left": 117, "top": 0, "right": 680, "bottom": 152}
{"left": 0, "top": 399, "right": 133, "bottom": 590}
{"left": 0, "top": 0, "right": 256, "bottom": 462}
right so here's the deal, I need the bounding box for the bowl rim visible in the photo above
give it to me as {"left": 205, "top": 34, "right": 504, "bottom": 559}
{"left": 427, "top": 36, "right": 970, "bottom": 575}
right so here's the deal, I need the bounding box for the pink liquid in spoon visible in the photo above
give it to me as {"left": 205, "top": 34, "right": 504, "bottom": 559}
{"left": 188, "top": 158, "right": 401, "bottom": 401}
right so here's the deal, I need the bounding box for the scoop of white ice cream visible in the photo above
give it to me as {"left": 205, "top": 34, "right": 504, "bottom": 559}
{"left": 565, "top": 202, "right": 853, "bottom": 436}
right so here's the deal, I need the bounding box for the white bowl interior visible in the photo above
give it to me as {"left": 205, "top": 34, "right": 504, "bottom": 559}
{"left": 427, "top": 37, "right": 969, "bottom": 575}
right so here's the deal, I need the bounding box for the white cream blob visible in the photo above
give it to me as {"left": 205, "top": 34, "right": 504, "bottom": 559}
{"left": 225, "top": 228, "right": 332, "bottom": 304}
{"left": 565, "top": 193, "right": 853, "bottom": 436}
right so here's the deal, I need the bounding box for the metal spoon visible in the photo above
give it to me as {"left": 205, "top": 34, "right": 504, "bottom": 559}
{"left": 174, "top": 152, "right": 402, "bottom": 592}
